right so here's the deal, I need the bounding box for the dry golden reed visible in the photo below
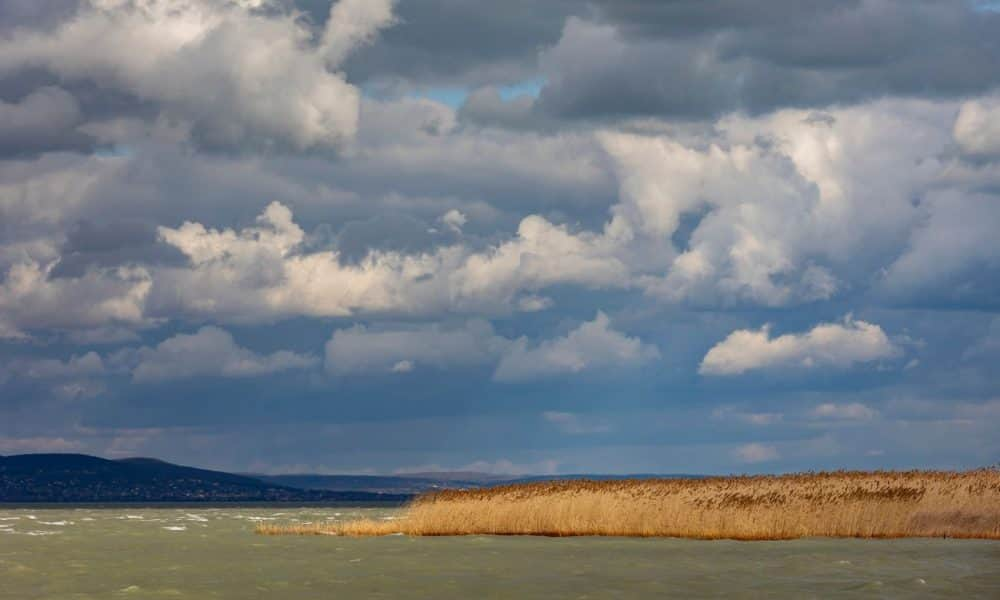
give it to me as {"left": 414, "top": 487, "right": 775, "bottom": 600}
{"left": 257, "top": 470, "right": 1000, "bottom": 540}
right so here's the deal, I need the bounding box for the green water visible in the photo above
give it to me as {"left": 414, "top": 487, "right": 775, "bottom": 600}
{"left": 2, "top": 507, "right": 998, "bottom": 599}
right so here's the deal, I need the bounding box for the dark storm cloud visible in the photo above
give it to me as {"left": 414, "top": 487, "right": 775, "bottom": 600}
{"left": 537, "top": 0, "right": 1000, "bottom": 120}
{"left": 335, "top": 0, "right": 580, "bottom": 86}
{"left": 334, "top": 213, "right": 445, "bottom": 263}
{"left": 50, "top": 220, "right": 187, "bottom": 279}
{"left": 0, "top": 86, "right": 95, "bottom": 157}
{"left": 0, "top": 0, "right": 81, "bottom": 33}
{"left": 457, "top": 87, "right": 552, "bottom": 131}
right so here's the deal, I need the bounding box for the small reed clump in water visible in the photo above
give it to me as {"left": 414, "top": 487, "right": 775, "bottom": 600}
{"left": 256, "top": 470, "right": 1000, "bottom": 540}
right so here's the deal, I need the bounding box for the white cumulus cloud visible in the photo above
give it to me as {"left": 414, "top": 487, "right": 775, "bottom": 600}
{"left": 0, "top": 0, "right": 397, "bottom": 150}
{"left": 700, "top": 316, "right": 899, "bottom": 376}
{"left": 152, "top": 201, "right": 631, "bottom": 322}
{"left": 954, "top": 96, "right": 1000, "bottom": 158}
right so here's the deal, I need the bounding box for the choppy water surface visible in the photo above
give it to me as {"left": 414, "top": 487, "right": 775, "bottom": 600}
{"left": 1, "top": 506, "right": 998, "bottom": 599}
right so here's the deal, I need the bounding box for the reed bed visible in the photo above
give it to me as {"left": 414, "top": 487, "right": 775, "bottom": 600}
{"left": 257, "top": 470, "right": 1000, "bottom": 540}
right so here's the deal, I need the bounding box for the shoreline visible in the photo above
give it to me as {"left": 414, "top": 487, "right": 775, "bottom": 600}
{"left": 257, "top": 470, "right": 1000, "bottom": 540}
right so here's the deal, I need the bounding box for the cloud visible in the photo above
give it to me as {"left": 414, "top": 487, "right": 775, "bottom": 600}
{"left": 953, "top": 97, "right": 1000, "bottom": 158}
{"left": 0, "top": 0, "right": 397, "bottom": 150}
{"left": 493, "top": 312, "right": 659, "bottom": 382}
{"left": 440, "top": 209, "right": 466, "bottom": 233}
{"left": 537, "top": 2, "right": 1000, "bottom": 120}
{"left": 810, "top": 403, "right": 877, "bottom": 421}
{"left": 320, "top": 0, "right": 396, "bottom": 66}
{"left": 0, "top": 261, "right": 151, "bottom": 338}
{"left": 0, "top": 436, "right": 84, "bottom": 454}
{"left": 1, "top": 352, "right": 106, "bottom": 382}
{"left": 878, "top": 190, "right": 1000, "bottom": 308}
{"left": 326, "top": 312, "right": 657, "bottom": 381}
{"left": 151, "top": 200, "right": 457, "bottom": 320}
{"left": 0, "top": 1, "right": 81, "bottom": 34}
{"left": 339, "top": 0, "right": 574, "bottom": 87}
{"left": 542, "top": 411, "right": 612, "bottom": 435}
{"left": 597, "top": 99, "right": 954, "bottom": 307}
{"left": 128, "top": 326, "right": 317, "bottom": 382}
{"left": 963, "top": 317, "right": 1000, "bottom": 361}
{"left": 599, "top": 129, "right": 833, "bottom": 307}
{"left": 454, "top": 215, "right": 631, "bottom": 307}
{"left": 0, "top": 86, "right": 92, "bottom": 157}
{"left": 0, "top": 0, "right": 999, "bottom": 476}
{"left": 390, "top": 360, "right": 414, "bottom": 373}
{"left": 396, "top": 457, "right": 560, "bottom": 476}
{"left": 324, "top": 319, "right": 507, "bottom": 375}
{"left": 700, "top": 316, "right": 899, "bottom": 375}
{"left": 516, "top": 295, "right": 553, "bottom": 313}
{"left": 51, "top": 218, "right": 186, "bottom": 279}
{"left": 460, "top": 458, "right": 559, "bottom": 476}
{"left": 0, "top": 97, "right": 990, "bottom": 339}
{"left": 151, "top": 201, "right": 629, "bottom": 322}
{"left": 711, "top": 407, "right": 784, "bottom": 426}
{"left": 733, "top": 443, "right": 779, "bottom": 464}
{"left": 458, "top": 86, "right": 541, "bottom": 130}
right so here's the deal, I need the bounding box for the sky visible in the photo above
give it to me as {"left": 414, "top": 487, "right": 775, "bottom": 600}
{"left": 1, "top": 0, "right": 999, "bottom": 476}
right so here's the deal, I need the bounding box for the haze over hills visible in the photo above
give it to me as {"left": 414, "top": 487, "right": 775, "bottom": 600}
{"left": 249, "top": 472, "right": 704, "bottom": 494}
{"left": 0, "top": 454, "right": 410, "bottom": 503}
{"left": 250, "top": 474, "right": 487, "bottom": 495}
{"left": 0, "top": 453, "right": 705, "bottom": 501}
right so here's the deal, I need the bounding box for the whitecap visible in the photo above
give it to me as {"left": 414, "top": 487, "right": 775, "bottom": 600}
{"left": 39, "top": 521, "right": 70, "bottom": 526}
{"left": 184, "top": 514, "right": 208, "bottom": 522}
{"left": 162, "top": 526, "right": 187, "bottom": 531}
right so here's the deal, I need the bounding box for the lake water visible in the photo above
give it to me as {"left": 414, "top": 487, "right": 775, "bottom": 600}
{"left": 2, "top": 506, "right": 999, "bottom": 599}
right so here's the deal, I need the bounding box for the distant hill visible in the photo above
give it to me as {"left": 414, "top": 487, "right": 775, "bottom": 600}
{"left": 252, "top": 473, "right": 486, "bottom": 495}
{"left": 0, "top": 454, "right": 410, "bottom": 503}
{"left": 254, "top": 472, "right": 705, "bottom": 495}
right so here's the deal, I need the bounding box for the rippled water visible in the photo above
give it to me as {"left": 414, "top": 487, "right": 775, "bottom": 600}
{"left": 2, "top": 506, "right": 999, "bottom": 599}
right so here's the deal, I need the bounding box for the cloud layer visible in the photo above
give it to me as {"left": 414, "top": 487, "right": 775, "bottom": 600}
{"left": 1, "top": 0, "right": 998, "bottom": 474}
{"left": 127, "top": 326, "right": 318, "bottom": 382}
